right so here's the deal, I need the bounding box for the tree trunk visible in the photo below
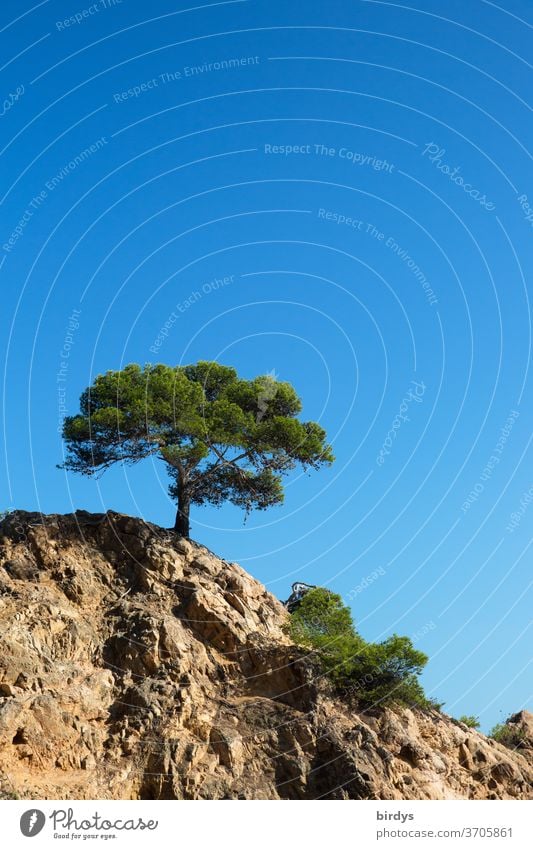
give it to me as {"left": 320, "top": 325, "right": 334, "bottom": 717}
{"left": 174, "top": 490, "right": 191, "bottom": 538}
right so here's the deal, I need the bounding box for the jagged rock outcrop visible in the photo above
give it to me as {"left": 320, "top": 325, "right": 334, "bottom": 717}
{"left": 0, "top": 510, "right": 531, "bottom": 800}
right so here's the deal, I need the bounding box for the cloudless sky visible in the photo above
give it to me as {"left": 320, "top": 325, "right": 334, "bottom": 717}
{"left": 1, "top": 0, "right": 532, "bottom": 732}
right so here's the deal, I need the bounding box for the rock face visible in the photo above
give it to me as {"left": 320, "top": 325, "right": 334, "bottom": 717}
{"left": 0, "top": 510, "right": 531, "bottom": 800}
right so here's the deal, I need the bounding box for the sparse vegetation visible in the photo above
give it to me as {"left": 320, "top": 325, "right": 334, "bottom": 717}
{"left": 287, "top": 587, "right": 440, "bottom": 710}
{"left": 458, "top": 715, "right": 480, "bottom": 729}
{"left": 489, "top": 722, "right": 525, "bottom": 749}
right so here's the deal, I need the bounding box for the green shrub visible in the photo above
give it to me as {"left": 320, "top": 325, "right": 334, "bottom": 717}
{"left": 287, "top": 588, "right": 436, "bottom": 709}
{"left": 458, "top": 715, "right": 480, "bottom": 729}
{"left": 489, "top": 722, "right": 525, "bottom": 749}
{"left": 286, "top": 588, "right": 365, "bottom": 684}
{"left": 288, "top": 588, "right": 354, "bottom": 644}
{"left": 345, "top": 634, "right": 433, "bottom": 709}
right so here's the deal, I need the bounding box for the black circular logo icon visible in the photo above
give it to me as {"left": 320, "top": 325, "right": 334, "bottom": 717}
{"left": 20, "top": 810, "right": 46, "bottom": 837}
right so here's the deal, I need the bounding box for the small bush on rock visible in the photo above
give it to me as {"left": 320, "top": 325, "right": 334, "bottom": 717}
{"left": 490, "top": 722, "right": 525, "bottom": 749}
{"left": 287, "top": 588, "right": 437, "bottom": 710}
{"left": 458, "top": 715, "right": 480, "bottom": 729}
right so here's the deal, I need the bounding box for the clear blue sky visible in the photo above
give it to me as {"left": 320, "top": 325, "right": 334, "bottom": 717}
{"left": 1, "top": 0, "right": 532, "bottom": 732}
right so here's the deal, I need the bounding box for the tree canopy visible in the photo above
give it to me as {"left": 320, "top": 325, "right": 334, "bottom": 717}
{"left": 61, "top": 361, "right": 334, "bottom": 536}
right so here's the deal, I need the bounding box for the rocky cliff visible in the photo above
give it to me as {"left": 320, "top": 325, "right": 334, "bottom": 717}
{"left": 0, "top": 510, "right": 531, "bottom": 800}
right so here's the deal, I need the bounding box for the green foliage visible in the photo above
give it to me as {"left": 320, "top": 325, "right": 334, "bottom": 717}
{"left": 345, "top": 635, "right": 434, "bottom": 709}
{"left": 61, "top": 361, "right": 334, "bottom": 535}
{"left": 288, "top": 588, "right": 355, "bottom": 644}
{"left": 489, "top": 722, "right": 525, "bottom": 749}
{"left": 288, "top": 588, "right": 363, "bottom": 684}
{"left": 288, "top": 588, "right": 436, "bottom": 710}
{"left": 458, "top": 715, "right": 480, "bottom": 729}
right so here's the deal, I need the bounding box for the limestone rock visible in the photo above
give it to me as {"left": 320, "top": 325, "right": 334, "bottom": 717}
{"left": 0, "top": 509, "right": 531, "bottom": 800}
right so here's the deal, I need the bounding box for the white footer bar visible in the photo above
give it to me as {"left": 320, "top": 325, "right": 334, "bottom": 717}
{"left": 3, "top": 799, "right": 532, "bottom": 848}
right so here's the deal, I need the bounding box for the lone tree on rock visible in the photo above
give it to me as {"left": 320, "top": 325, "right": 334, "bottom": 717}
{"left": 61, "top": 361, "right": 334, "bottom": 537}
